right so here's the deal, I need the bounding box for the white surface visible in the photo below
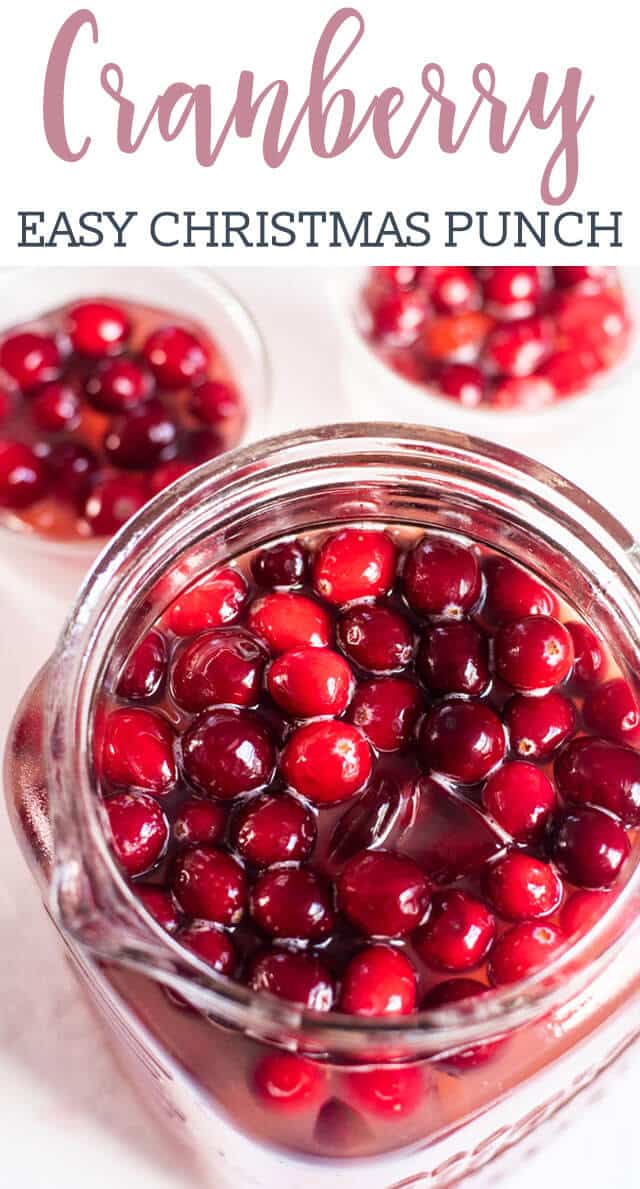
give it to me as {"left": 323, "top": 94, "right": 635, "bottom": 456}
{"left": 0, "top": 267, "right": 637, "bottom": 1189}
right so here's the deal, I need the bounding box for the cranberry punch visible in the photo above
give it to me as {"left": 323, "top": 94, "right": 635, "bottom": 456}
{"left": 5, "top": 426, "right": 640, "bottom": 1189}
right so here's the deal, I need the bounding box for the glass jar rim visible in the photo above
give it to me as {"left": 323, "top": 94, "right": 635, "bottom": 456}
{"left": 44, "top": 422, "right": 640, "bottom": 1054}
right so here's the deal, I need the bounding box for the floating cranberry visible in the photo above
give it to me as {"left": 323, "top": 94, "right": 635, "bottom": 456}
{"left": 172, "top": 628, "right": 266, "bottom": 712}
{"left": 281, "top": 720, "right": 372, "bottom": 805}
{"left": 483, "top": 317, "right": 549, "bottom": 378}
{"left": 422, "top": 311, "right": 493, "bottom": 362}
{"left": 267, "top": 647, "right": 353, "bottom": 718}
{"left": 338, "top": 849, "right": 430, "bottom": 938}
{"left": 184, "top": 426, "right": 225, "bottom": 464}
{"left": 103, "top": 792, "right": 169, "bottom": 876}
{"left": 554, "top": 736, "right": 640, "bottom": 827}
{"left": 313, "top": 528, "right": 397, "bottom": 605}
{"left": 553, "top": 266, "right": 613, "bottom": 291}
{"left": 422, "top": 978, "right": 504, "bottom": 1070}
{"left": 173, "top": 797, "right": 227, "bottom": 847}
{"left": 67, "top": 301, "right": 130, "bottom": 357}
{"left": 100, "top": 707, "right": 176, "bottom": 794}
{"left": 503, "top": 691, "right": 576, "bottom": 760}
{"left": 104, "top": 399, "right": 179, "bottom": 470}
{"left": 483, "top": 557, "right": 557, "bottom": 624}
{"left": 142, "top": 325, "right": 209, "bottom": 387}
{"left": 85, "top": 356, "right": 155, "bottom": 412}
{"left": 560, "top": 889, "right": 614, "bottom": 938}
{"left": 251, "top": 867, "right": 335, "bottom": 940}
{"left": 482, "top": 761, "right": 556, "bottom": 842}
{"left": 168, "top": 569, "right": 248, "bottom": 636}
{"left": 135, "top": 885, "right": 180, "bottom": 932}
{"left": 488, "top": 922, "right": 564, "bottom": 986}
{"left": 565, "top": 621, "right": 604, "bottom": 687}
{"left": 348, "top": 678, "right": 422, "bottom": 752}
{"left": 583, "top": 678, "right": 640, "bottom": 747}
{"left": 374, "top": 265, "right": 421, "bottom": 289}
{"left": 483, "top": 267, "right": 541, "bottom": 316}
{"left": 337, "top": 604, "right": 414, "bottom": 673}
{"left": 182, "top": 709, "right": 274, "bottom": 800}
{"left": 231, "top": 792, "right": 316, "bottom": 866}
{"left": 327, "top": 775, "right": 404, "bottom": 867}
{"left": 403, "top": 536, "right": 480, "bottom": 618}
{"left": 180, "top": 922, "right": 237, "bottom": 975}
{"left": 537, "top": 349, "right": 599, "bottom": 397}
{"left": 555, "top": 290, "right": 631, "bottom": 369}
{"left": 550, "top": 808, "right": 630, "bottom": 889}
{"left": 484, "top": 852, "right": 562, "bottom": 921}
{"left": 247, "top": 592, "right": 331, "bottom": 653}
{"left": 418, "top": 699, "right": 505, "bottom": 783}
{"left": 31, "top": 381, "right": 81, "bottom": 432}
{"left": 248, "top": 950, "right": 334, "bottom": 1011}
{"left": 490, "top": 375, "right": 556, "bottom": 411}
{"left": 251, "top": 539, "right": 308, "bottom": 589}
{"left": 367, "top": 285, "right": 428, "bottom": 345}
{"left": 340, "top": 945, "right": 417, "bottom": 1016}
{"left": 0, "top": 331, "right": 63, "bottom": 390}
{"left": 436, "top": 362, "right": 486, "bottom": 407}
{"left": 414, "top": 890, "right": 495, "bottom": 971}
{"left": 345, "top": 1065, "right": 423, "bottom": 1119}
{"left": 172, "top": 845, "right": 247, "bottom": 923}
{"left": 253, "top": 1054, "right": 325, "bottom": 1113}
{"left": 117, "top": 629, "right": 167, "bottom": 701}
{"left": 0, "top": 440, "right": 49, "bottom": 509}
{"left": 418, "top": 620, "right": 489, "bottom": 696}
{"left": 429, "top": 267, "right": 480, "bottom": 314}
{"left": 84, "top": 475, "right": 148, "bottom": 536}
{"left": 495, "top": 615, "right": 574, "bottom": 692}
{"left": 47, "top": 441, "right": 98, "bottom": 507}
{"left": 190, "top": 379, "right": 240, "bottom": 425}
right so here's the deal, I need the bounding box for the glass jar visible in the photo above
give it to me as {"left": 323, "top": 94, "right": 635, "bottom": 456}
{"left": 5, "top": 424, "right": 640, "bottom": 1189}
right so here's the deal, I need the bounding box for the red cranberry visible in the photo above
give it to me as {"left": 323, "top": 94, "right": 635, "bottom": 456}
{"left": 142, "top": 325, "right": 209, "bottom": 387}
{"left": 31, "top": 381, "right": 81, "bottom": 432}
{"left": 436, "top": 362, "right": 486, "bottom": 407}
{"left": 172, "top": 628, "right": 266, "bottom": 712}
{"left": 484, "top": 852, "right": 562, "bottom": 921}
{"left": 104, "top": 399, "right": 179, "bottom": 470}
{"left": 231, "top": 792, "right": 316, "bottom": 866}
{"left": 253, "top": 1054, "right": 325, "bottom": 1113}
{"left": 418, "top": 700, "right": 505, "bottom": 783}
{"left": 167, "top": 569, "right": 248, "bottom": 637}
{"left": 85, "top": 357, "right": 155, "bottom": 412}
{"left": 537, "top": 349, "right": 599, "bottom": 397}
{"left": 173, "top": 797, "right": 227, "bottom": 847}
{"left": 367, "top": 285, "right": 428, "bottom": 345}
{"left": 103, "top": 792, "right": 169, "bottom": 876}
{"left": 555, "top": 290, "right": 630, "bottom": 369}
{"left": 67, "top": 301, "right": 130, "bottom": 357}
{"left": 281, "top": 720, "right": 372, "bottom": 805}
{"left": 483, "top": 557, "right": 557, "bottom": 624}
{"left": 328, "top": 775, "right": 404, "bottom": 867}
{"left": 340, "top": 945, "right": 417, "bottom": 1016}
{"left": 348, "top": 678, "right": 422, "bottom": 752}
{"left": 190, "top": 379, "right": 240, "bottom": 425}
{"left": 422, "top": 978, "right": 503, "bottom": 1070}
{"left": 182, "top": 709, "right": 274, "bottom": 800}
{"left": 490, "top": 375, "right": 556, "bottom": 411}
{"left": 422, "top": 311, "right": 493, "bottom": 362}
{"left": 488, "top": 922, "right": 564, "bottom": 986}
{"left": 495, "top": 615, "right": 574, "bottom": 692}
{"left": 565, "top": 621, "right": 604, "bottom": 687}
{"left": 483, "top": 317, "right": 549, "bottom": 378}
{"left": 338, "top": 850, "right": 430, "bottom": 938}
{"left": 0, "top": 331, "right": 62, "bottom": 390}
{"left": 429, "top": 267, "right": 480, "bottom": 314}
{"left": 247, "top": 592, "right": 331, "bottom": 653}
{"left": 251, "top": 867, "right": 335, "bottom": 940}
{"left": 251, "top": 540, "right": 308, "bottom": 589}
{"left": 84, "top": 475, "right": 148, "bottom": 536}
{"left": 267, "top": 647, "right": 353, "bottom": 718}
{"left": 483, "top": 267, "right": 541, "bottom": 316}
{"left": 553, "top": 266, "right": 614, "bottom": 291}
{"left": 418, "top": 620, "right": 489, "bottom": 696}
{"left": 100, "top": 707, "right": 176, "bottom": 794}
{"left": 482, "top": 761, "right": 556, "bottom": 842}
{"left": 117, "top": 629, "right": 167, "bottom": 701}
{"left": 0, "top": 387, "right": 12, "bottom": 423}
{"left": 337, "top": 604, "right": 414, "bottom": 673}
{"left": 47, "top": 441, "right": 98, "bottom": 507}
{"left": 149, "top": 460, "right": 194, "bottom": 496}
{"left": 550, "top": 808, "right": 630, "bottom": 889}
{"left": 560, "top": 889, "right": 614, "bottom": 937}
{"left": 554, "top": 736, "right": 640, "bottom": 827}
{"left": 414, "top": 890, "right": 495, "bottom": 972}
{"left": 503, "top": 691, "right": 576, "bottom": 760}
{"left": 345, "top": 1065, "right": 423, "bottom": 1119}
{"left": 313, "top": 529, "right": 396, "bottom": 606}
{"left": 583, "top": 678, "right": 640, "bottom": 747}
{"left": 373, "top": 265, "right": 420, "bottom": 289}
{"left": 0, "top": 440, "right": 49, "bottom": 509}
{"left": 172, "top": 845, "right": 247, "bottom": 923}
{"left": 184, "top": 426, "right": 225, "bottom": 464}
{"left": 248, "top": 950, "right": 334, "bottom": 1011}
{"left": 403, "top": 536, "right": 480, "bottom": 618}
{"left": 179, "top": 922, "right": 236, "bottom": 974}
{"left": 135, "top": 885, "right": 180, "bottom": 932}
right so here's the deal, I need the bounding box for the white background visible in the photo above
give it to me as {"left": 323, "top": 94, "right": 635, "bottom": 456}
{"left": 0, "top": 267, "right": 637, "bottom": 1188}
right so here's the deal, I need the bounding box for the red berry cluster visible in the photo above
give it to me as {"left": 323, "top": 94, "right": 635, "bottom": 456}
{"left": 360, "top": 266, "right": 632, "bottom": 410}
{"left": 95, "top": 526, "right": 638, "bottom": 1038}
{"left": 0, "top": 300, "right": 245, "bottom": 538}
